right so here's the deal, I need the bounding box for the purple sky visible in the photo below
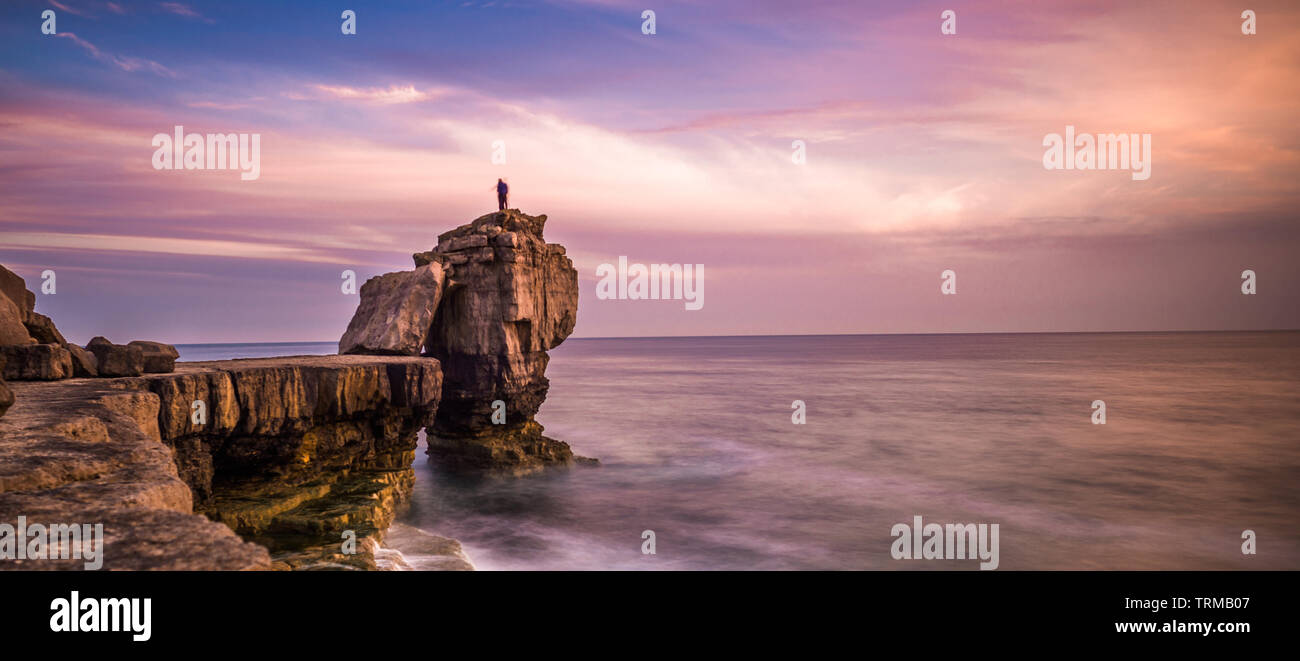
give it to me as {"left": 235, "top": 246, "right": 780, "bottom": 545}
{"left": 1, "top": 0, "right": 1297, "bottom": 343}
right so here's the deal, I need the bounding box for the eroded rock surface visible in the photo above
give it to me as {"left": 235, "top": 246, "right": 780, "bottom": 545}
{"left": 144, "top": 355, "right": 445, "bottom": 568}
{"left": 0, "top": 378, "right": 270, "bottom": 570}
{"left": 130, "top": 340, "right": 180, "bottom": 374}
{"left": 0, "top": 266, "right": 34, "bottom": 347}
{"left": 342, "top": 209, "right": 582, "bottom": 470}
{"left": 0, "top": 355, "right": 468, "bottom": 571}
{"left": 1, "top": 343, "right": 73, "bottom": 381}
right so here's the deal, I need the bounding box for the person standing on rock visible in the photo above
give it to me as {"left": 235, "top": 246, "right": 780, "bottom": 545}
{"left": 496, "top": 178, "right": 509, "bottom": 211}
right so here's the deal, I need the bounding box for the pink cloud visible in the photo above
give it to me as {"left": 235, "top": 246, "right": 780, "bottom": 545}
{"left": 158, "top": 2, "right": 213, "bottom": 23}
{"left": 49, "top": 1, "right": 91, "bottom": 17}
{"left": 311, "top": 84, "right": 437, "bottom": 105}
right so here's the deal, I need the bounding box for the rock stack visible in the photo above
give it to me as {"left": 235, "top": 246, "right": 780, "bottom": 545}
{"left": 0, "top": 265, "right": 180, "bottom": 405}
{"left": 340, "top": 209, "right": 583, "bottom": 470}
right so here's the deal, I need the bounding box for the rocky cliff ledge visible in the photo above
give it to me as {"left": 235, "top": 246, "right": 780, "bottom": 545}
{"left": 0, "top": 356, "right": 472, "bottom": 570}
{"left": 341, "top": 209, "right": 586, "bottom": 471}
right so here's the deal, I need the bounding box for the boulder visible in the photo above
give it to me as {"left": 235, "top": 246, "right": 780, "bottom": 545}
{"left": 339, "top": 263, "right": 446, "bottom": 356}
{"left": 0, "top": 294, "right": 33, "bottom": 346}
{"left": 0, "top": 265, "right": 34, "bottom": 323}
{"left": 23, "top": 312, "right": 66, "bottom": 346}
{"left": 129, "top": 340, "right": 179, "bottom": 373}
{"left": 67, "top": 343, "right": 99, "bottom": 377}
{"left": 0, "top": 343, "right": 73, "bottom": 381}
{"left": 87, "top": 336, "right": 144, "bottom": 377}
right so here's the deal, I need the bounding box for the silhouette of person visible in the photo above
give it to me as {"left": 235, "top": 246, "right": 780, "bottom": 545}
{"left": 496, "top": 178, "right": 509, "bottom": 211}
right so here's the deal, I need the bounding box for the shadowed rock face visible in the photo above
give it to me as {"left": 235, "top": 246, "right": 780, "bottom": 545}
{"left": 424, "top": 210, "right": 579, "bottom": 464}
{"left": 143, "top": 356, "right": 444, "bottom": 569}
{"left": 342, "top": 209, "right": 583, "bottom": 470}
{"left": 1, "top": 344, "right": 73, "bottom": 381}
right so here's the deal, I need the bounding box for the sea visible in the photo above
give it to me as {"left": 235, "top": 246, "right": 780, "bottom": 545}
{"left": 176, "top": 332, "right": 1300, "bottom": 571}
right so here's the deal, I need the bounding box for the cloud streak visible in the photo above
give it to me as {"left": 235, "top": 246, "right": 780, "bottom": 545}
{"left": 55, "top": 32, "right": 176, "bottom": 76}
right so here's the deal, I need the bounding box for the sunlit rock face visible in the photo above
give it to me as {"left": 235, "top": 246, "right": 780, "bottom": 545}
{"left": 338, "top": 263, "right": 447, "bottom": 356}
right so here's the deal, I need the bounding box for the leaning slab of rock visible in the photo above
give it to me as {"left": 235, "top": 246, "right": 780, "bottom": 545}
{"left": 0, "top": 343, "right": 73, "bottom": 381}
{"left": 87, "top": 336, "right": 144, "bottom": 377}
{"left": 339, "top": 262, "right": 446, "bottom": 356}
{"left": 129, "top": 340, "right": 179, "bottom": 373}
{"left": 67, "top": 343, "right": 98, "bottom": 377}
{"left": 23, "top": 312, "right": 66, "bottom": 345}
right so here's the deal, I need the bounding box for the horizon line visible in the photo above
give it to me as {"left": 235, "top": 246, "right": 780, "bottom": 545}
{"left": 172, "top": 328, "right": 1300, "bottom": 346}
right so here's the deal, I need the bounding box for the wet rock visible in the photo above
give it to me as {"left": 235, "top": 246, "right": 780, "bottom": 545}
{"left": 0, "top": 343, "right": 73, "bottom": 381}
{"left": 129, "top": 340, "right": 179, "bottom": 373}
{"left": 380, "top": 522, "right": 475, "bottom": 571}
{"left": 87, "top": 336, "right": 144, "bottom": 377}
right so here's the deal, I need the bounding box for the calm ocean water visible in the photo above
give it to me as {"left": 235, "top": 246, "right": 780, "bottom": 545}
{"left": 175, "top": 342, "right": 338, "bottom": 362}
{"left": 181, "top": 333, "right": 1300, "bottom": 570}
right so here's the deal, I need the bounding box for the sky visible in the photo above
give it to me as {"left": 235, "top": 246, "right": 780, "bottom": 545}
{"left": 1, "top": 0, "right": 1297, "bottom": 343}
